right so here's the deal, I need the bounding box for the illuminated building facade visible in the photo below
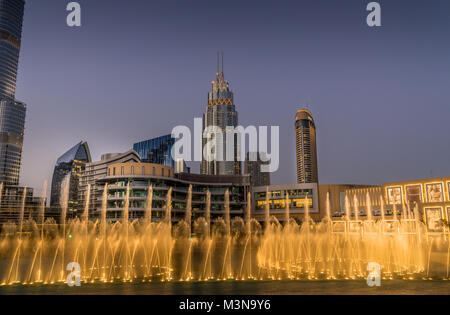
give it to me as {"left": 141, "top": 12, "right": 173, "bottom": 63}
{"left": 95, "top": 163, "right": 250, "bottom": 222}
{"left": 78, "top": 150, "right": 141, "bottom": 219}
{"left": 201, "top": 54, "right": 241, "bottom": 176}
{"left": 382, "top": 176, "right": 450, "bottom": 233}
{"left": 295, "top": 109, "right": 318, "bottom": 184}
{"left": 50, "top": 141, "right": 91, "bottom": 218}
{"left": 252, "top": 184, "right": 319, "bottom": 223}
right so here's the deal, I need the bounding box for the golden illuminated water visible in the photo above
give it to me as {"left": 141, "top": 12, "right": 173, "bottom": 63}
{"left": 0, "top": 184, "right": 449, "bottom": 286}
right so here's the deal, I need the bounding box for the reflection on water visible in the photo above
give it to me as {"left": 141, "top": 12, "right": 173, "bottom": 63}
{"left": 0, "top": 280, "right": 449, "bottom": 295}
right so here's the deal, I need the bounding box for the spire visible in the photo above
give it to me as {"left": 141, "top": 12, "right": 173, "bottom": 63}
{"left": 217, "top": 52, "right": 220, "bottom": 75}
{"left": 216, "top": 52, "right": 225, "bottom": 83}
{"left": 221, "top": 51, "right": 224, "bottom": 76}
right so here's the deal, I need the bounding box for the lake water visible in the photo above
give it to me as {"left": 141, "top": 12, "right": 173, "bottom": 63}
{"left": 1, "top": 280, "right": 449, "bottom": 295}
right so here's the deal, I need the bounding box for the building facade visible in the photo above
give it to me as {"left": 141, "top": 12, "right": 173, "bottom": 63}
{"left": 0, "top": 0, "right": 26, "bottom": 186}
{"left": 78, "top": 150, "right": 141, "bottom": 218}
{"left": 201, "top": 54, "right": 241, "bottom": 176}
{"left": 95, "top": 163, "right": 250, "bottom": 223}
{"left": 252, "top": 183, "right": 319, "bottom": 223}
{"left": 382, "top": 176, "right": 450, "bottom": 232}
{"left": 133, "top": 134, "right": 175, "bottom": 167}
{"left": 244, "top": 152, "right": 270, "bottom": 187}
{"left": 50, "top": 141, "right": 91, "bottom": 218}
{"left": 295, "top": 109, "right": 318, "bottom": 184}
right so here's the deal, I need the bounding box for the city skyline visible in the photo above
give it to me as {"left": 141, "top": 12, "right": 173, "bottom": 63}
{"left": 12, "top": 0, "right": 450, "bottom": 197}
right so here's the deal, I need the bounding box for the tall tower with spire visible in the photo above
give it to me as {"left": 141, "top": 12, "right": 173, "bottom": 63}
{"left": 201, "top": 53, "right": 241, "bottom": 175}
{"left": 0, "top": 0, "right": 27, "bottom": 186}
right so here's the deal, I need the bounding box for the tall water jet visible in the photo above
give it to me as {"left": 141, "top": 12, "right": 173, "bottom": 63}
{"left": 166, "top": 187, "right": 172, "bottom": 225}
{"left": 366, "top": 192, "right": 373, "bottom": 221}
{"left": 201, "top": 190, "right": 212, "bottom": 280}
{"left": 185, "top": 185, "right": 192, "bottom": 230}
{"left": 353, "top": 195, "right": 359, "bottom": 221}
{"left": 122, "top": 182, "right": 132, "bottom": 281}
{"left": 145, "top": 185, "right": 153, "bottom": 224}
{"left": 325, "top": 192, "right": 331, "bottom": 220}
{"left": 345, "top": 195, "right": 351, "bottom": 221}
{"left": 264, "top": 188, "right": 271, "bottom": 230}
{"left": 239, "top": 191, "right": 253, "bottom": 279}
{"left": 221, "top": 188, "right": 232, "bottom": 279}
{"left": 36, "top": 181, "right": 47, "bottom": 283}
{"left": 304, "top": 193, "right": 310, "bottom": 222}
{"left": 82, "top": 184, "right": 91, "bottom": 222}
{"left": 284, "top": 192, "right": 290, "bottom": 225}
{"left": 100, "top": 183, "right": 108, "bottom": 282}
{"left": 18, "top": 187, "right": 27, "bottom": 234}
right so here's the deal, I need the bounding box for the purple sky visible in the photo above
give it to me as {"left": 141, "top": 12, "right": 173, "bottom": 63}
{"left": 14, "top": 0, "right": 450, "bottom": 197}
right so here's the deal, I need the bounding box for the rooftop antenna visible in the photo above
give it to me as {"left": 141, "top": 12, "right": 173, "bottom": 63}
{"left": 216, "top": 52, "right": 220, "bottom": 75}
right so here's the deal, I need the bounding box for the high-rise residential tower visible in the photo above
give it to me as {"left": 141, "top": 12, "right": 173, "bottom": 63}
{"left": 201, "top": 54, "right": 241, "bottom": 176}
{"left": 295, "top": 109, "right": 319, "bottom": 184}
{"left": 0, "top": 0, "right": 26, "bottom": 186}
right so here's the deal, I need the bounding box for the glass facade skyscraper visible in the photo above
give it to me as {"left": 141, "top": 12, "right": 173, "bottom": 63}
{"left": 201, "top": 54, "right": 241, "bottom": 176}
{"left": 133, "top": 134, "right": 175, "bottom": 167}
{"left": 50, "top": 141, "right": 91, "bottom": 218}
{"left": 0, "top": 0, "right": 26, "bottom": 186}
{"left": 0, "top": 0, "right": 24, "bottom": 99}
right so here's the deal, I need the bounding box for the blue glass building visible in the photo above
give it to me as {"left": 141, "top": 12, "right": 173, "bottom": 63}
{"left": 0, "top": 0, "right": 26, "bottom": 186}
{"left": 133, "top": 134, "right": 175, "bottom": 167}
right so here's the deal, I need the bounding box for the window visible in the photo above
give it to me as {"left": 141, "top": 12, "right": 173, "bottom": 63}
{"left": 142, "top": 166, "right": 145, "bottom": 175}
{"left": 121, "top": 166, "right": 124, "bottom": 175}
{"left": 113, "top": 168, "right": 116, "bottom": 176}
{"left": 152, "top": 167, "right": 155, "bottom": 175}
{"left": 131, "top": 166, "right": 134, "bottom": 175}
{"left": 162, "top": 168, "right": 165, "bottom": 177}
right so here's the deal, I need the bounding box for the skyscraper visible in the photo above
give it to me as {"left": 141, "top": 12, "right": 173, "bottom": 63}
{"left": 295, "top": 109, "right": 319, "bottom": 184}
{"left": 0, "top": 0, "right": 26, "bottom": 186}
{"left": 245, "top": 152, "right": 270, "bottom": 187}
{"left": 50, "top": 141, "right": 91, "bottom": 218}
{"left": 201, "top": 53, "right": 241, "bottom": 176}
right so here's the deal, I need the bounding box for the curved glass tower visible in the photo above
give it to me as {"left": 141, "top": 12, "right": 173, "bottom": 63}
{"left": 50, "top": 141, "right": 91, "bottom": 218}
{"left": 0, "top": 0, "right": 26, "bottom": 186}
{"left": 201, "top": 54, "right": 241, "bottom": 175}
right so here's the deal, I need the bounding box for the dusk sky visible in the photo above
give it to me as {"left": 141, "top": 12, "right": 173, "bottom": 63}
{"left": 15, "top": 0, "right": 450, "bottom": 197}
